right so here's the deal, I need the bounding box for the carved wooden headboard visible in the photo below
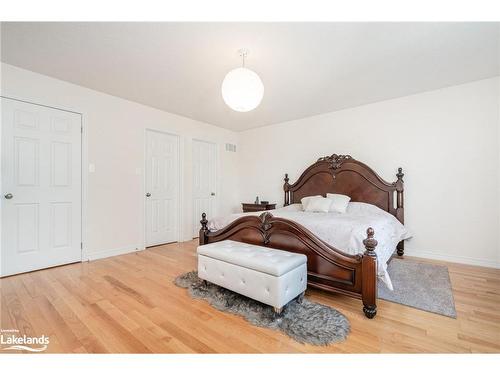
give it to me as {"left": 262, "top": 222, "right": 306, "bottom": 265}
{"left": 283, "top": 154, "right": 404, "bottom": 224}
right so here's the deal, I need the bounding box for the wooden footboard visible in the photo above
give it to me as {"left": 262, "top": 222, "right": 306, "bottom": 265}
{"left": 199, "top": 212, "right": 378, "bottom": 319}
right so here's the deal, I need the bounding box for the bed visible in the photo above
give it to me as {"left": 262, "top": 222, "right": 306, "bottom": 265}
{"left": 199, "top": 154, "right": 408, "bottom": 318}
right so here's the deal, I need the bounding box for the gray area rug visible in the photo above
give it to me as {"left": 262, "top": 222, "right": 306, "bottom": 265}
{"left": 378, "top": 258, "right": 457, "bottom": 318}
{"left": 174, "top": 271, "right": 350, "bottom": 346}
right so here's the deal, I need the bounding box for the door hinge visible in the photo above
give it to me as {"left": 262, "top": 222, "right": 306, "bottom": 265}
{"left": 80, "top": 242, "right": 83, "bottom": 250}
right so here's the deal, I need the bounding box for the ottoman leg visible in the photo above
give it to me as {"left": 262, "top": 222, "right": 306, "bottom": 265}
{"left": 273, "top": 306, "right": 283, "bottom": 319}
{"left": 296, "top": 292, "right": 305, "bottom": 304}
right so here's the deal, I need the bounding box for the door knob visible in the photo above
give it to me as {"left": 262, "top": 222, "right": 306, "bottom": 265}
{"left": 146, "top": 193, "right": 151, "bottom": 197}
{"left": 211, "top": 192, "right": 216, "bottom": 196}
{"left": 4, "top": 193, "right": 13, "bottom": 199}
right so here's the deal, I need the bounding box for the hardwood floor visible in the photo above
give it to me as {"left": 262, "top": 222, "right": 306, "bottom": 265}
{"left": 1, "top": 239, "right": 499, "bottom": 353}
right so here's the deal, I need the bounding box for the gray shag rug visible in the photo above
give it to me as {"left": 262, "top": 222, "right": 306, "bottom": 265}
{"left": 174, "top": 271, "right": 350, "bottom": 346}
{"left": 378, "top": 258, "right": 457, "bottom": 318}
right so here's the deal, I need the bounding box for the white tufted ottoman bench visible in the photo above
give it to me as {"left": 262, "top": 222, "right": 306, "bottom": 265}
{"left": 197, "top": 240, "right": 307, "bottom": 314}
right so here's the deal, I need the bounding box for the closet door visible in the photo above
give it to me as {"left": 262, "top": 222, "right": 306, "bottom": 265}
{"left": 145, "top": 130, "right": 180, "bottom": 247}
{"left": 192, "top": 139, "right": 217, "bottom": 238}
{"left": 1, "top": 98, "right": 82, "bottom": 276}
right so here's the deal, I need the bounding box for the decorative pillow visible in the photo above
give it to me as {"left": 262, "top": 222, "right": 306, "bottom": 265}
{"left": 326, "top": 193, "right": 351, "bottom": 213}
{"left": 300, "top": 195, "right": 322, "bottom": 211}
{"left": 304, "top": 197, "right": 333, "bottom": 213}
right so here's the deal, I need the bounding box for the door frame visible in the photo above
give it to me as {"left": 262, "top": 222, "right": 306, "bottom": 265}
{"left": 191, "top": 138, "right": 218, "bottom": 239}
{"left": 143, "top": 128, "right": 182, "bottom": 249}
{"left": 0, "top": 95, "right": 85, "bottom": 276}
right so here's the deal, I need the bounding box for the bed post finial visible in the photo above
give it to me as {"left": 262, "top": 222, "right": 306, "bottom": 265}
{"left": 200, "top": 213, "right": 208, "bottom": 231}
{"left": 283, "top": 173, "right": 290, "bottom": 206}
{"left": 363, "top": 228, "right": 378, "bottom": 256}
{"left": 396, "top": 167, "right": 404, "bottom": 183}
{"left": 199, "top": 213, "right": 209, "bottom": 245}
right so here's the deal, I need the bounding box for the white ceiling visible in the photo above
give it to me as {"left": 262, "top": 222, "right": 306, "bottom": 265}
{"left": 1, "top": 22, "right": 499, "bottom": 131}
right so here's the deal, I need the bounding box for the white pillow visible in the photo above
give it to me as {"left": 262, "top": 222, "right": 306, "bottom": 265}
{"left": 300, "top": 195, "right": 321, "bottom": 211}
{"left": 304, "top": 197, "right": 333, "bottom": 213}
{"left": 326, "top": 193, "right": 351, "bottom": 213}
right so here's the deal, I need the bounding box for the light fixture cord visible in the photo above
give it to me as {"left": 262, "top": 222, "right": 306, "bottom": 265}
{"left": 238, "top": 49, "right": 248, "bottom": 68}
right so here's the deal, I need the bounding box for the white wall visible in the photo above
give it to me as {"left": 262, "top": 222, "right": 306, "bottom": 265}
{"left": 1, "top": 63, "right": 240, "bottom": 260}
{"left": 3, "top": 63, "right": 499, "bottom": 269}
{"left": 239, "top": 77, "right": 500, "bottom": 268}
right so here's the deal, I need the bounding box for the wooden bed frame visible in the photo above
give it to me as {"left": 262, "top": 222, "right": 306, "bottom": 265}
{"left": 199, "top": 154, "right": 405, "bottom": 318}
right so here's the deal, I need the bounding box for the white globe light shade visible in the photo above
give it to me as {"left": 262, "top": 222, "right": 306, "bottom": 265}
{"left": 221, "top": 67, "right": 264, "bottom": 112}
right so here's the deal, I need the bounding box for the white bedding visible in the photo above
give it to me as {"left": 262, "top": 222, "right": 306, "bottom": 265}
{"left": 208, "top": 202, "right": 411, "bottom": 290}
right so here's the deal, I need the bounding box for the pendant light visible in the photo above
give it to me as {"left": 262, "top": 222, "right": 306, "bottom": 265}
{"left": 221, "top": 49, "right": 264, "bottom": 112}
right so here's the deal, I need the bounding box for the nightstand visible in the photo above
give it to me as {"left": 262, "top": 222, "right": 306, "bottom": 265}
{"left": 242, "top": 203, "right": 277, "bottom": 212}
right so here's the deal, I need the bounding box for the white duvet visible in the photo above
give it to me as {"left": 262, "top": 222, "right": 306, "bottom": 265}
{"left": 208, "top": 202, "right": 411, "bottom": 290}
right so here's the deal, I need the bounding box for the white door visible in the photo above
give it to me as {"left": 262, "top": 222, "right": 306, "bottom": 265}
{"left": 1, "top": 98, "right": 82, "bottom": 277}
{"left": 145, "top": 130, "right": 179, "bottom": 247}
{"left": 192, "top": 139, "right": 217, "bottom": 238}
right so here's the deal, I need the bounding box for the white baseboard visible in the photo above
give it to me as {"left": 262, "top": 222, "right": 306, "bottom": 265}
{"left": 81, "top": 244, "right": 499, "bottom": 270}
{"left": 83, "top": 244, "right": 145, "bottom": 262}
{"left": 404, "top": 249, "right": 500, "bottom": 269}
